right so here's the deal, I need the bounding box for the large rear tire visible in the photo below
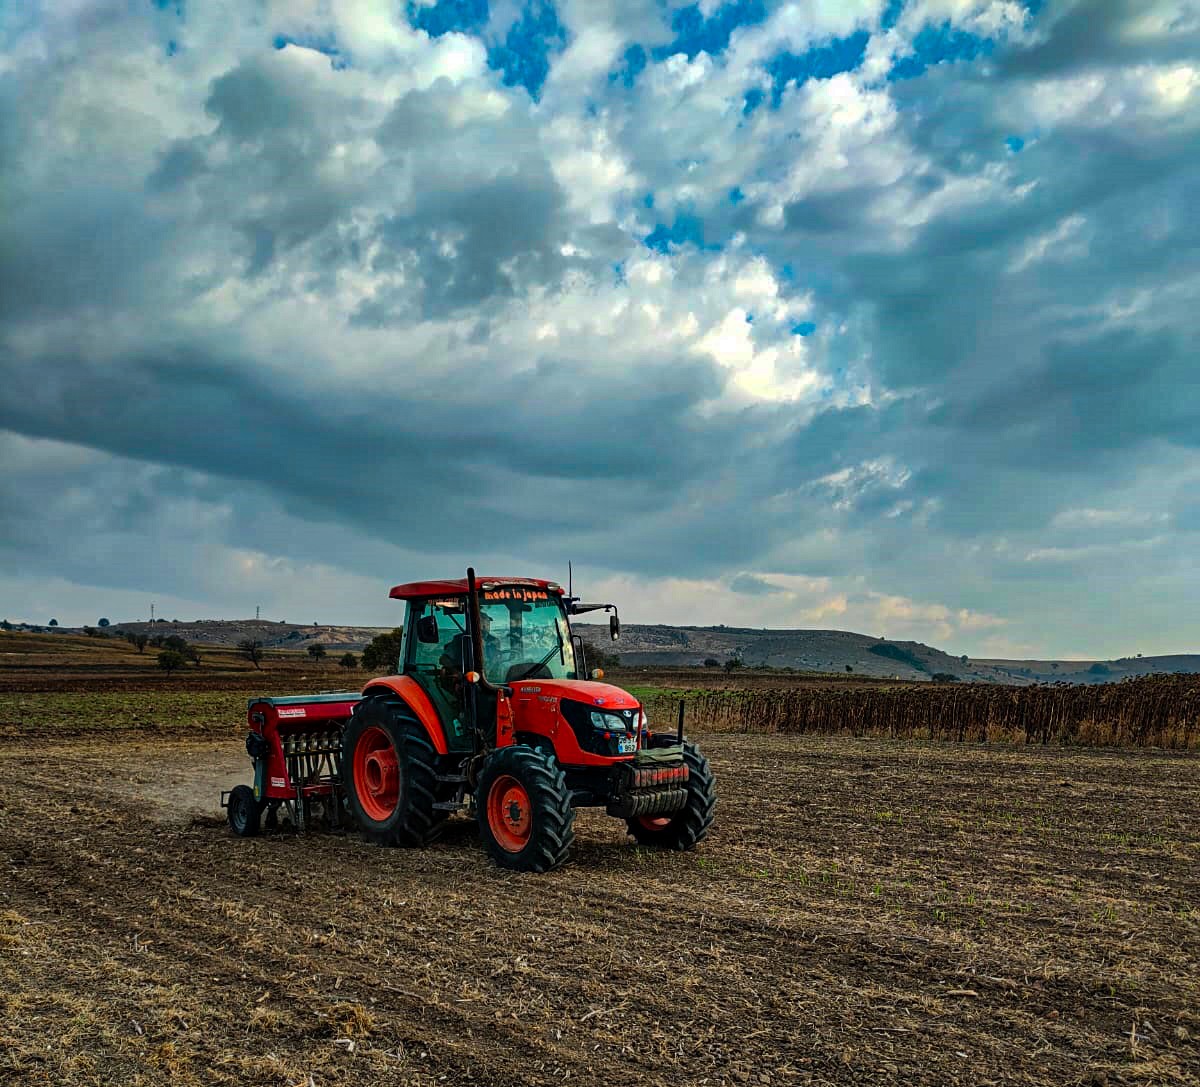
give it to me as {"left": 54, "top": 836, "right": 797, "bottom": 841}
{"left": 476, "top": 746, "right": 575, "bottom": 872}
{"left": 341, "top": 697, "right": 444, "bottom": 846}
{"left": 626, "top": 740, "right": 716, "bottom": 850}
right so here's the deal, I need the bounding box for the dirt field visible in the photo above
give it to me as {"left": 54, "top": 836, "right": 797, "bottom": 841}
{"left": 3, "top": 724, "right": 1198, "bottom": 1086}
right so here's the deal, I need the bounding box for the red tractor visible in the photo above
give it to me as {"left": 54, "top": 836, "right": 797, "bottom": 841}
{"left": 222, "top": 569, "right": 716, "bottom": 871}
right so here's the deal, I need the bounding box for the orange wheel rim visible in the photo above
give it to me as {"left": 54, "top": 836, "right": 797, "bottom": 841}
{"left": 638, "top": 816, "right": 672, "bottom": 830}
{"left": 488, "top": 775, "right": 532, "bottom": 853}
{"left": 354, "top": 725, "right": 399, "bottom": 822}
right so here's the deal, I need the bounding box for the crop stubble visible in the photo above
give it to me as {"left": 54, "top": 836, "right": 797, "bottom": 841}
{"left": 1, "top": 723, "right": 1198, "bottom": 1086}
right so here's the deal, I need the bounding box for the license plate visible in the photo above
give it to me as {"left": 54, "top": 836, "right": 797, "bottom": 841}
{"left": 617, "top": 736, "right": 637, "bottom": 754}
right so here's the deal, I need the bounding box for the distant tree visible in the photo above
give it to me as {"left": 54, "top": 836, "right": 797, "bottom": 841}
{"left": 960, "top": 654, "right": 968, "bottom": 664}
{"left": 185, "top": 644, "right": 201, "bottom": 666}
{"left": 703, "top": 658, "right": 721, "bottom": 668}
{"left": 162, "top": 634, "right": 189, "bottom": 652}
{"left": 83, "top": 626, "right": 96, "bottom": 637}
{"left": 361, "top": 629, "right": 404, "bottom": 672}
{"left": 48, "top": 619, "right": 58, "bottom": 627}
{"left": 723, "top": 657, "right": 744, "bottom": 673}
{"left": 1088, "top": 662, "right": 1111, "bottom": 676}
{"left": 846, "top": 664, "right": 853, "bottom": 672}
{"left": 127, "top": 632, "right": 149, "bottom": 654}
{"left": 585, "top": 643, "right": 621, "bottom": 671}
{"left": 98, "top": 617, "right": 110, "bottom": 627}
{"left": 238, "top": 638, "right": 265, "bottom": 670}
{"left": 0, "top": 620, "right": 10, "bottom": 631}
{"left": 339, "top": 652, "right": 358, "bottom": 670}
{"left": 307, "top": 643, "right": 327, "bottom": 662}
{"left": 157, "top": 649, "right": 185, "bottom": 676}
{"left": 931, "top": 672, "right": 959, "bottom": 683}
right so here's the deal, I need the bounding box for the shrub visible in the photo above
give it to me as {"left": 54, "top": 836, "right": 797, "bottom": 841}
{"left": 723, "top": 658, "right": 744, "bottom": 673}
{"left": 704, "top": 658, "right": 721, "bottom": 668}
{"left": 339, "top": 652, "right": 358, "bottom": 670}
{"left": 361, "top": 629, "right": 403, "bottom": 672}
{"left": 869, "top": 642, "right": 927, "bottom": 672}
{"left": 98, "top": 617, "right": 110, "bottom": 627}
{"left": 307, "top": 643, "right": 327, "bottom": 661}
{"left": 157, "top": 649, "right": 186, "bottom": 676}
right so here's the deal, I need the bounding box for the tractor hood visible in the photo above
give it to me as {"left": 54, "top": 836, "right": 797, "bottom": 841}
{"left": 508, "top": 678, "right": 639, "bottom": 711}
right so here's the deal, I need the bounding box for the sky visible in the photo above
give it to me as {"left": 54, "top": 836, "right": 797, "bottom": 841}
{"left": 1, "top": 0, "right": 1198, "bottom": 659}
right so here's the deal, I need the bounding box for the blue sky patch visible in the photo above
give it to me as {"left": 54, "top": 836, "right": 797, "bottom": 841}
{"left": 881, "top": 0, "right": 904, "bottom": 31}
{"left": 742, "top": 86, "right": 765, "bottom": 116}
{"left": 1006, "top": 135, "right": 1025, "bottom": 153}
{"left": 487, "top": 1, "right": 567, "bottom": 99}
{"left": 610, "top": 43, "right": 647, "bottom": 88}
{"left": 152, "top": 0, "right": 184, "bottom": 14}
{"left": 166, "top": 39, "right": 179, "bottom": 56}
{"left": 652, "top": 0, "right": 768, "bottom": 62}
{"left": 792, "top": 321, "right": 816, "bottom": 336}
{"left": 729, "top": 187, "right": 745, "bottom": 205}
{"left": 890, "top": 22, "right": 995, "bottom": 80}
{"left": 408, "top": 0, "right": 489, "bottom": 38}
{"left": 766, "top": 31, "right": 869, "bottom": 106}
{"left": 644, "top": 213, "right": 713, "bottom": 253}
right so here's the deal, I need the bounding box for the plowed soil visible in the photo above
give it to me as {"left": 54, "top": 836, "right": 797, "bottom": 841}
{"left": 2, "top": 729, "right": 1198, "bottom": 1086}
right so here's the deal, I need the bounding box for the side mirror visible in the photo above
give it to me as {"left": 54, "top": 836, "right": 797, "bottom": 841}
{"left": 609, "top": 614, "right": 620, "bottom": 641}
{"left": 415, "top": 615, "right": 440, "bottom": 644}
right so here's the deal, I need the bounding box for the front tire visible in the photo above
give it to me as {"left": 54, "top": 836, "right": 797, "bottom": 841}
{"left": 476, "top": 746, "right": 575, "bottom": 872}
{"left": 342, "top": 697, "right": 444, "bottom": 846}
{"left": 626, "top": 740, "right": 716, "bottom": 850}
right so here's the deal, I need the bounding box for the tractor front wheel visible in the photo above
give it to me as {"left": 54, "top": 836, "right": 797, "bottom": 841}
{"left": 341, "top": 697, "right": 444, "bottom": 847}
{"left": 476, "top": 746, "right": 575, "bottom": 872}
{"left": 228, "top": 784, "right": 263, "bottom": 837}
{"left": 626, "top": 740, "right": 716, "bottom": 851}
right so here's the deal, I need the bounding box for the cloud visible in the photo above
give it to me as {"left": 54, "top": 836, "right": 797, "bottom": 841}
{"left": 1, "top": 0, "right": 1198, "bottom": 657}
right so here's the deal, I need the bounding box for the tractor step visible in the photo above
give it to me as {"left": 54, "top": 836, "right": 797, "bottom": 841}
{"left": 432, "top": 800, "right": 467, "bottom": 811}
{"left": 436, "top": 773, "right": 468, "bottom": 784}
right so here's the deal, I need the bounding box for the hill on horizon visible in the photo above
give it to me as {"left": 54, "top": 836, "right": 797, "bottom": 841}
{"left": 12, "top": 617, "right": 1197, "bottom": 686}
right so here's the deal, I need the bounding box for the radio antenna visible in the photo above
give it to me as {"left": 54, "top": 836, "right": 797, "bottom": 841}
{"left": 568, "top": 560, "right": 573, "bottom": 599}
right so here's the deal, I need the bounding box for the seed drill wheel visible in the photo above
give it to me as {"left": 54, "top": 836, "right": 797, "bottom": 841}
{"left": 476, "top": 745, "right": 575, "bottom": 872}
{"left": 626, "top": 739, "right": 716, "bottom": 850}
{"left": 341, "top": 697, "right": 445, "bottom": 846}
{"left": 227, "top": 784, "right": 263, "bottom": 837}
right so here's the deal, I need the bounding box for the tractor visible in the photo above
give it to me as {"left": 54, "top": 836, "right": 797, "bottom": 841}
{"left": 223, "top": 568, "right": 716, "bottom": 871}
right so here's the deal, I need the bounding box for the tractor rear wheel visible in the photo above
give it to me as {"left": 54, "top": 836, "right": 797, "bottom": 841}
{"left": 341, "top": 697, "right": 444, "bottom": 847}
{"left": 476, "top": 745, "right": 575, "bottom": 872}
{"left": 228, "top": 784, "right": 263, "bottom": 837}
{"left": 626, "top": 740, "right": 716, "bottom": 850}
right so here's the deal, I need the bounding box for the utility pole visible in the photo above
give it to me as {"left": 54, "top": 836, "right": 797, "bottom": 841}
{"left": 150, "top": 602, "right": 155, "bottom": 623}
{"left": 256, "top": 605, "right": 260, "bottom": 621}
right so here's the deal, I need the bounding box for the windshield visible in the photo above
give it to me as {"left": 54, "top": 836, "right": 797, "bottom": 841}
{"left": 478, "top": 589, "right": 576, "bottom": 684}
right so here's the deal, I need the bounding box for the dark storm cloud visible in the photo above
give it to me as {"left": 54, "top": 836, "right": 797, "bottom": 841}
{"left": 998, "top": 0, "right": 1200, "bottom": 78}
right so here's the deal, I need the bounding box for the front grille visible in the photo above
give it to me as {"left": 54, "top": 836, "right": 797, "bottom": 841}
{"left": 560, "top": 698, "right": 638, "bottom": 757}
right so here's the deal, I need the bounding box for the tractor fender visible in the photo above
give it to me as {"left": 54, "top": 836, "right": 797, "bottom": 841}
{"left": 359, "top": 676, "right": 451, "bottom": 755}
